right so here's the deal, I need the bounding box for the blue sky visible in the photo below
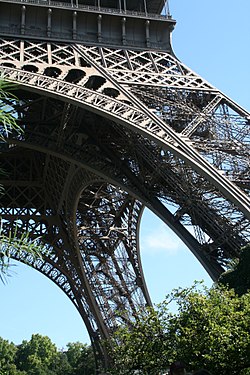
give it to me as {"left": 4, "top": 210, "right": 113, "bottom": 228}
{"left": 1, "top": 0, "right": 250, "bottom": 349}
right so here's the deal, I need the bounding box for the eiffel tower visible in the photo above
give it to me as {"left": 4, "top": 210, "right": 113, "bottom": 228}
{"left": 0, "top": 0, "right": 249, "bottom": 372}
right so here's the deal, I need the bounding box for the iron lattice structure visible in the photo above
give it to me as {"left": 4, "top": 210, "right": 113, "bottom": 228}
{"left": 0, "top": 0, "right": 249, "bottom": 371}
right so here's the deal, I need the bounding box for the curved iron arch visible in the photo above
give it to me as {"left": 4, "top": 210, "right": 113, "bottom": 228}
{"left": 0, "top": 66, "right": 249, "bottom": 219}
{"left": 2, "top": 106, "right": 246, "bottom": 279}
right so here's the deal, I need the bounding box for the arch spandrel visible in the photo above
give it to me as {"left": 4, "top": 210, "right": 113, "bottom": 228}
{"left": 1, "top": 63, "right": 249, "bottom": 217}
{"left": 0, "top": 78, "right": 248, "bottom": 267}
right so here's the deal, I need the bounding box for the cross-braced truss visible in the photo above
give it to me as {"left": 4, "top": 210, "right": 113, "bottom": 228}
{"left": 0, "top": 36, "right": 249, "bottom": 371}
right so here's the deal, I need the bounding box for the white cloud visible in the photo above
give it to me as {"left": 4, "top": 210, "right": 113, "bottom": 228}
{"left": 140, "top": 224, "right": 184, "bottom": 255}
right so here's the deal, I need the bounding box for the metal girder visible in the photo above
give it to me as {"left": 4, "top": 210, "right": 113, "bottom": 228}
{"left": 0, "top": 152, "right": 150, "bottom": 369}
{"left": 0, "top": 36, "right": 249, "bottom": 372}
{"left": 1, "top": 63, "right": 249, "bottom": 219}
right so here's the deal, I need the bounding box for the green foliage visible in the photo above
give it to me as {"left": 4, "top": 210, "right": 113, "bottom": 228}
{"left": 0, "top": 337, "right": 17, "bottom": 371}
{"left": 109, "top": 307, "right": 167, "bottom": 375}
{"left": 16, "top": 334, "right": 58, "bottom": 373}
{"left": 163, "top": 284, "right": 250, "bottom": 374}
{"left": 0, "top": 224, "right": 43, "bottom": 282}
{"left": 109, "top": 283, "right": 250, "bottom": 375}
{"left": 65, "top": 342, "right": 96, "bottom": 375}
{"left": 50, "top": 351, "right": 72, "bottom": 375}
{"left": 0, "top": 79, "right": 21, "bottom": 140}
{"left": 0, "top": 334, "right": 95, "bottom": 375}
{"left": 0, "top": 337, "right": 26, "bottom": 374}
{"left": 220, "top": 244, "right": 250, "bottom": 296}
{"left": 66, "top": 342, "right": 84, "bottom": 368}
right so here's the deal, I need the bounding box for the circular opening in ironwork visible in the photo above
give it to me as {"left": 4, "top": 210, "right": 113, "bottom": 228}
{"left": 64, "top": 69, "right": 86, "bottom": 84}
{"left": 21, "top": 64, "right": 39, "bottom": 73}
{"left": 43, "top": 67, "right": 62, "bottom": 78}
{"left": 84, "top": 75, "right": 106, "bottom": 90}
{"left": 0, "top": 62, "right": 16, "bottom": 68}
{"left": 103, "top": 87, "right": 120, "bottom": 98}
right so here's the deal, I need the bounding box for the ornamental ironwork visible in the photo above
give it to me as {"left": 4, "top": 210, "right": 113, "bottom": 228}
{"left": 0, "top": 0, "right": 249, "bottom": 372}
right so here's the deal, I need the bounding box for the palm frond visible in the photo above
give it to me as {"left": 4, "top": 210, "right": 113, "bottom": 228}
{"left": 0, "top": 227, "right": 44, "bottom": 283}
{"left": 0, "top": 79, "right": 18, "bottom": 97}
{"left": 0, "top": 78, "right": 22, "bottom": 139}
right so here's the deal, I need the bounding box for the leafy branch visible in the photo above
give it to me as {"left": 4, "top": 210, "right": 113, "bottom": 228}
{"left": 0, "top": 78, "right": 22, "bottom": 140}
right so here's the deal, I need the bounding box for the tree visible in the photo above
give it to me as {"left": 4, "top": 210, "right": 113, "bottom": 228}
{"left": 163, "top": 284, "right": 250, "bottom": 374}
{"left": 0, "top": 334, "right": 95, "bottom": 375}
{"left": 109, "top": 283, "right": 250, "bottom": 375}
{"left": 0, "top": 337, "right": 17, "bottom": 374}
{"left": 16, "top": 334, "right": 58, "bottom": 374}
{"left": 0, "top": 337, "right": 26, "bottom": 374}
{"left": 50, "top": 351, "right": 72, "bottom": 375}
{"left": 65, "top": 342, "right": 95, "bottom": 375}
{"left": 220, "top": 244, "right": 250, "bottom": 296}
{"left": 65, "top": 342, "right": 84, "bottom": 369}
{"left": 109, "top": 306, "right": 166, "bottom": 375}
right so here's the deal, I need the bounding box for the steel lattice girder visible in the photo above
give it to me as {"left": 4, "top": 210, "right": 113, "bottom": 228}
{"left": 0, "top": 37, "right": 249, "bottom": 371}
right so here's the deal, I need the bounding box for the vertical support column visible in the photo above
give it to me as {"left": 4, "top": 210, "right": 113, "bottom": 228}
{"left": 143, "top": 0, "right": 148, "bottom": 16}
{"left": 20, "top": 40, "right": 24, "bottom": 64}
{"left": 97, "top": 14, "right": 102, "bottom": 43}
{"left": 20, "top": 5, "right": 26, "bottom": 35}
{"left": 145, "top": 20, "right": 150, "bottom": 48}
{"left": 74, "top": 49, "right": 80, "bottom": 67}
{"left": 47, "top": 8, "right": 52, "bottom": 38}
{"left": 47, "top": 43, "right": 52, "bottom": 65}
{"left": 121, "top": 17, "right": 126, "bottom": 46}
{"left": 73, "top": 11, "right": 77, "bottom": 40}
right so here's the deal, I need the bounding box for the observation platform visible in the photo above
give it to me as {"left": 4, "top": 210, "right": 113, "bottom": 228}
{"left": 43, "top": 0, "right": 167, "bottom": 14}
{"left": 0, "top": 0, "right": 175, "bottom": 51}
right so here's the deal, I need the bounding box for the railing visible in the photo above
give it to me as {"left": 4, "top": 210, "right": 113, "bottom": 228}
{"left": 0, "top": 26, "right": 169, "bottom": 50}
{"left": 2, "top": 0, "right": 173, "bottom": 21}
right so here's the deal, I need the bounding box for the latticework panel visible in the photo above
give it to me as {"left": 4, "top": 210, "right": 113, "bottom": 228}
{"left": 75, "top": 183, "right": 147, "bottom": 328}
